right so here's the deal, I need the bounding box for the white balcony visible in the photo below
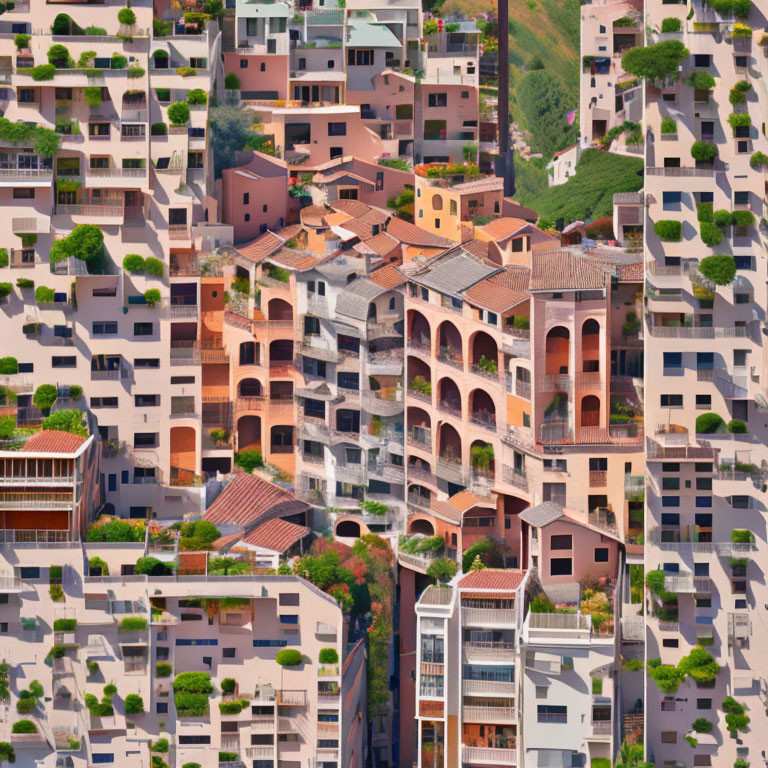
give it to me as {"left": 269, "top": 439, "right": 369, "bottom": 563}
{"left": 0, "top": 168, "right": 52, "bottom": 186}
{"left": 462, "top": 607, "right": 516, "bottom": 627}
{"left": 462, "top": 704, "right": 515, "bottom": 723}
{"left": 462, "top": 745, "right": 517, "bottom": 765}
{"left": 462, "top": 679, "right": 515, "bottom": 696}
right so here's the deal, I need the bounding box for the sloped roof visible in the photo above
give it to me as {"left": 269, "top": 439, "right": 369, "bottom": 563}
{"left": 347, "top": 18, "right": 401, "bottom": 47}
{"left": 24, "top": 430, "right": 86, "bottom": 454}
{"left": 519, "top": 501, "right": 565, "bottom": 527}
{"left": 268, "top": 249, "right": 322, "bottom": 270}
{"left": 331, "top": 199, "right": 372, "bottom": 219}
{"left": 430, "top": 490, "right": 496, "bottom": 523}
{"left": 410, "top": 250, "right": 500, "bottom": 297}
{"left": 242, "top": 518, "right": 309, "bottom": 553}
{"left": 359, "top": 232, "right": 399, "bottom": 257}
{"left": 300, "top": 205, "right": 329, "bottom": 228}
{"left": 204, "top": 474, "right": 309, "bottom": 530}
{"left": 385, "top": 217, "right": 455, "bottom": 248}
{"left": 370, "top": 263, "right": 406, "bottom": 288}
{"left": 478, "top": 217, "right": 530, "bottom": 241}
{"left": 458, "top": 569, "right": 526, "bottom": 591}
{"left": 461, "top": 238, "right": 491, "bottom": 261}
{"left": 235, "top": 231, "right": 285, "bottom": 263}
{"left": 418, "top": 584, "right": 453, "bottom": 605}
{"left": 463, "top": 267, "right": 530, "bottom": 312}
{"left": 334, "top": 278, "right": 388, "bottom": 321}
{"left": 452, "top": 177, "right": 504, "bottom": 194}
{"left": 313, "top": 170, "right": 375, "bottom": 186}
{"left": 528, "top": 250, "right": 607, "bottom": 292}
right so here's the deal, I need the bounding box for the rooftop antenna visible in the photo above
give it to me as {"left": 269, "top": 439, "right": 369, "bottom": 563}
{"left": 494, "top": 0, "right": 515, "bottom": 197}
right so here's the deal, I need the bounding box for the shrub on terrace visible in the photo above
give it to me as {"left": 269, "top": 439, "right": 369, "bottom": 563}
{"left": 118, "top": 617, "right": 147, "bottom": 632}
{"left": 42, "top": 410, "right": 87, "bottom": 437}
{"left": 144, "top": 289, "right": 161, "bottom": 307}
{"left": 179, "top": 520, "right": 221, "bottom": 551}
{"left": 319, "top": 648, "right": 338, "bottom": 664}
{"left": 728, "top": 419, "right": 748, "bottom": 433}
{"left": 691, "top": 141, "right": 717, "bottom": 163}
{"left": 144, "top": 257, "right": 164, "bottom": 276}
{"left": 11, "top": 720, "right": 37, "bottom": 734}
{"left": 151, "top": 738, "right": 169, "bottom": 752}
{"left": 661, "top": 17, "right": 681, "bottom": 32}
{"left": 53, "top": 619, "right": 76, "bottom": 632}
{"left": 699, "top": 254, "right": 736, "bottom": 285}
{"left": 33, "top": 384, "right": 58, "bottom": 414}
{"left": 653, "top": 220, "right": 682, "bottom": 241}
{"left": 156, "top": 663, "right": 172, "bottom": 677}
{"left": 684, "top": 70, "right": 716, "bottom": 90}
{"left": 700, "top": 222, "right": 723, "bottom": 247}
{"left": 426, "top": 558, "right": 457, "bottom": 583}
{"left": 224, "top": 73, "right": 239, "bottom": 90}
{"left": 275, "top": 649, "right": 303, "bottom": 667}
{"left": 696, "top": 412, "right": 725, "bottom": 434}
{"left": 187, "top": 89, "right": 207, "bottom": 106}
{"left": 135, "top": 557, "right": 173, "bottom": 576}
{"left": 220, "top": 678, "right": 236, "bottom": 694}
{"left": 234, "top": 450, "right": 263, "bottom": 472}
{"left": 167, "top": 102, "right": 190, "bottom": 126}
{"left": 118, "top": 7, "right": 136, "bottom": 25}
{"left": 621, "top": 40, "right": 688, "bottom": 82}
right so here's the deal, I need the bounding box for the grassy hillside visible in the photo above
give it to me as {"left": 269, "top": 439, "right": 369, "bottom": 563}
{"left": 441, "top": 0, "right": 580, "bottom": 160}
{"left": 515, "top": 149, "right": 644, "bottom": 225}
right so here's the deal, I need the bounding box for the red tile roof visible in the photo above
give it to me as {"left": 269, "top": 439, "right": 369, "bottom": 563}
{"left": 430, "top": 490, "right": 495, "bottom": 523}
{"left": 458, "top": 569, "right": 526, "bottom": 591}
{"left": 236, "top": 231, "right": 285, "bottom": 263}
{"left": 242, "top": 518, "right": 309, "bottom": 552}
{"left": 330, "top": 199, "right": 373, "bottom": 219}
{"left": 385, "top": 217, "right": 455, "bottom": 248}
{"left": 463, "top": 268, "right": 530, "bottom": 313}
{"left": 617, "top": 262, "right": 643, "bottom": 281}
{"left": 204, "top": 474, "right": 309, "bottom": 530}
{"left": 478, "top": 217, "right": 530, "bottom": 241}
{"left": 300, "top": 205, "right": 329, "bottom": 228}
{"left": 528, "top": 250, "right": 608, "bottom": 291}
{"left": 23, "top": 430, "right": 86, "bottom": 454}
{"left": 369, "top": 263, "right": 406, "bottom": 288}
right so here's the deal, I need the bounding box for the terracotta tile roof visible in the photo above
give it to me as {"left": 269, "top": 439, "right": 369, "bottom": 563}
{"left": 313, "top": 170, "right": 375, "bottom": 186}
{"left": 338, "top": 218, "right": 374, "bottom": 239}
{"left": 23, "top": 430, "right": 86, "bottom": 454}
{"left": 210, "top": 531, "right": 244, "bottom": 551}
{"left": 369, "top": 263, "right": 406, "bottom": 289}
{"left": 617, "top": 262, "right": 643, "bottom": 281}
{"left": 242, "top": 518, "right": 309, "bottom": 552}
{"left": 357, "top": 207, "right": 389, "bottom": 226}
{"left": 204, "top": 474, "right": 309, "bottom": 530}
{"left": 460, "top": 224, "right": 472, "bottom": 243}
{"left": 431, "top": 489, "right": 496, "bottom": 523}
{"left": 385, "top": 217, "right": 455, "bottom": 248}
{"left": 463, "top": 267, "right": 530, "bottom": 312}
{"left": 418, "top": 584, "right": 453, "bottom": 605}
{"left": 269, "top": 249, "right": 322, "bottom": 270}
{"left": 461, "top": 238, "right": 491, "bottom": 261}
{"left": 324, "top": 211, "right": 354, "bottom": 228}
{"left": 361, "top": 232, "right": 399, "bottom": 256}
{"left": 331, "top": 199, "right": 372, "bottom": 219}
{"left": 177, "top": 552, "right": 207, "bottom": 573}
{"left": 458, "top": 569, "right": 526, "bottom": 591}
{"left": 275, "top": 224, "right": 302, "bottom": 241}
{"left": 478, "top": 217, "right": 529, "bottom": 241}
{"left": 552, "top": 143, "right": 578, "bottom": 159}
{"left": 452, "top": 177, "right": 505, "bottom": 194}
{"left": 528, "top": 250, "right": 607, "bottom": 292}
{"left": 300, "top": 205, "right": 329, "bottom": 228}
{"left": 236, "top": 231, "right": 285, "bottom": 264}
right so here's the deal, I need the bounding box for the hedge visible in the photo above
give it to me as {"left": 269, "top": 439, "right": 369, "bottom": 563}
{"left": 11, "top": 720, "right": 37, "bottom": 734}
{"left": 698, "top": 255, "right": 736, "bottom": 285}
{"left": 653, "top": 220, "right": 682, "bottom": 241}
{"left": 319, "top": 648, "right": 339, "bottom": 664}
{"left": 156, "top": 662, "right": 172, "bottom": 677}
{"left": 118, "top": 617, "right": 147, "bottom": 632}
{"left": 275, "top": 649, "right": 303, "bottom": 667}
{"left": 727, "top": 419, "right": 748, "bottom": 433}
{"left": 145, "top": 257, "right": 164, "bottom": 276}
{"left": 53, "top": 618, "right": 76, "bottom": 632}
{"left": 690, "top": 141, "right": 717, "bottom": 163}
{"left": 173, "top": 672, "right": 213, "bottom": 693}
{"left": 661, "top": 17, "right": 681, "bottom": 32}
{"left": 124, "top": 694, "right": 144, "bottom": 715}
{"left": 696, "top": 412, "right": 725, "bottom": 434}
{"left": 700, "top": 222, "right": 723, "bottom": 246}
{"left": 219, "top": 699, "right": 249, "bottom": 714}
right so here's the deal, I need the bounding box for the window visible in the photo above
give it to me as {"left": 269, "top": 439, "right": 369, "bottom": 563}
{"left": 348, "top": 48, "right": 374, "bottom": 66}
{"left": 134, "top": 322, "right": 153, "bottom": 336}
{"left": 662, "top": 638, "right": 679, "bottom": 648}
{"left": 660, "top": 732, "right": 677, "bottom": 744}
{"left": 135, "top": 358, "right": 160, "bottom": 368}
{"left": 697, "top": 699, "right": 712, "bottom": 710}
{"left": 537, "top": 705, "right": 567, "bottom": 723}
{"left": 19, "top": 567, "right": 40, "bottom": 579}
{"left": 240, "top": 58, "right": 248, "bottom": 68}
{"left": 663, "top": 352, "right": 682, "bottom": 370}
{"left": 91, "top": 397, "right": 118, "bottom": 408}
{"left": 550, "top": 535, "right": 572, "bottom": 550}
{"left": 93, "top": 321, "right": 118, "bottom": 335}
{"left": 13, "top": 187, "right": 35, "bottom": 199}
{"left": 732, "top": 496, "right": 751, "bottom": 509}
{"left": 428, "top": 93, "right": 447, "bottom": 107}
{"left": 135, "top": 395, "right": 159, "bottom": 407}
{"left": 91, "top": 755, "right": 115, "bottom": 764}
{"left": 178, "top": 736, "right": 211, "bottom": 745}
{"left": 92, "top": 286, "right": 117, "bottom": 297}
{"left": 550, "top": 558, "right": 572, "bottom": 576}
{"left": 328, "top": 122, "right": 346, "bottom": 136}
{"left": 133, "top": 433, "right": 158, "bottom": 447}
{"left": 661, "top": 496, "right": 680, "bottom": 507}
{"left": 18, "top": 88, "right": 36, "bottom": 103}
{"left": 661, "top": 477, "right": 679, "bottom": 490}
{"left": 734, "top": 191, "right": 749, "bottom": 206}
{"left": 660, "top": 394, "right": 683, "bottom": 408}
{"left": 156, "top": 703, "right": 169, "bottom": 714}
{"left": 52, "top": 356, "right": 76, "bottom": 368}
{"left": 662, "top": 191, "right": 681, "bottom": 210}
{"left": 594, "top": 547, "right": 609, "bottom": 563}
{"left": 222, "top": 647, "right": 236, "bottom": 658}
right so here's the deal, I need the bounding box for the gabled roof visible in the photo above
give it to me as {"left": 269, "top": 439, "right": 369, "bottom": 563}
{"left": 334, "top": 277, "right": 388, "bottom": 321}
{"left": 384, "top": 217, "right": 455, "bottom": 248}
{"left": 528, "top": 250, "right": 607, "bottom": 292}
{"left": 478, "top": 217, "right": 530, "bottom": 242}
{"left": 458, "top": 569, "right": 526, "bottom": 591}
{"left": 204, "top": 474, "right": 309, "bottom": 530}
{"left": 409, "top": 249, "right": 500, "bottom": 297}
{"left": 463, "top": 267, "right": 530, "bottom": 313}
{"left": 235, "top": 231, "right": 285, "bottom": 263}
{"left": 330, "top": 199, "right": 375, "bottom": 219}
{"left": 519, "top": 501, "right": 565, "bottom": 527}
{"left": 242, "top": 518, "right": 309, "bottom": 553}
{"left": 357, "top": 232, "right": 399, "bottom": 257}
{"left": 369, "top": 263, "right": 406, "bottom": 289}
{"left": 24, "top": 430, "right": 86, "bottom": 454}
{"left": 430, "top": 490, "right": 496, "bottom": 523}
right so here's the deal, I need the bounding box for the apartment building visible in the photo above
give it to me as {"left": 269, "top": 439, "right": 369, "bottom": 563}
{"left": 0, "top": 540, "right": 363, "bottom": 768}
{"left": 223, "top": 0, "right": 491, "bottom": 166}
{"left": 0, "top": 0, "right": 224, "bottom": 520}
{"left": 580, "top": 0, "right": 642, "bottom": 149}
{"left": 643, "top": 0, "right": 768, "bottom": 764}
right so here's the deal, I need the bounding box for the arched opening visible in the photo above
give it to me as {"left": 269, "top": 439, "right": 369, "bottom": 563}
{"left": 438, "top": 423, "right": 461, "bottom": 462}
{"left": 335, "top": 519, "right": 361, "bottom": 538}
{"left": 581, "top": 395, "right": 601, "bottom": 427}
{"left": 438, "top": 378, "right": 461, "bottom": 418}
{"left": 239, "top": 341, "right": 258, "bottom": 366}
{"left": 545, "top": 326, "right": 570, "bottom": 375}
{"left": 237, "top": 415, "right": 261, "bottom": 451}
{"left": 268, "top": 298, "right": 293, "bottom": 322}
{"left": 238, "top": 378, "right": 263, "bottom": 397}
{"left": 469, "top": 389, "right": 496, "bottom": 429}
{"left": 269, "top": 339, "right": 293, "bottom": 363}
{"left": 408, "top": 517, "right": 435, "bottom": 536}
{"left": 407, "top": 485, "right": 432, "bottom": 512}
{"left": 437, "top": 320, "right": 462, "bottom": 367}
{"left": 270, "top": 425, "right": 294, "bottom": 453}
{"left": 367, "top": 301, "right": 377, "bottom": 322}
{"left": 407, "top": 357, "right": 431, "bottom": 402}
{"left": 470, "top": 439, "right": 495, "bottom": 478}
{"left": 408, "top": 310, "right": 431, "bottom": 352}
{"left": 471, "top": 331, "right": 498, "bottom": 376}
{"left": 407, "top": 406, "right": 431, "bottom": 448}
{"left": 432, "top": 193, "right": 443, "bottom": 211}
{"left": 581, "top": 318, "right": 600, "bottom": 372}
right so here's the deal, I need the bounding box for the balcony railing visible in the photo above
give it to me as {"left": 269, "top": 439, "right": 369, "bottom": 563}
{"left": 463, "top": 641, "right": 515, "bottom": 663}
{"left": 462, "top": 607, "right": 516, "bottom": 626}
{"left": 462, "top": 705, "right": 515, "bottom": 723}
{"left": 462, "top": 745, "right": 517, "bottom": 765}
{"left": 462, "top": 678, "right": 515, "bottom": 696}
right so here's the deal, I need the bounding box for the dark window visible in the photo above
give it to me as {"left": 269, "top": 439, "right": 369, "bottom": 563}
{"left": 663, "top": 638, "right": 679, "bottom": 648}
{"left": 133, "top": 433, "right": 158, "bottom": 447}
{"left": 93, "top": 321, "right": 118, "bottom": 335}
{"left": 594, "top": 548, "right": 609, "bottom": 562}
{"left": 537, "top": 705, "right": 567, "bottom": 723}
{"left": 134, "top": 358, "right": 160, "bottom": 368}
{"left": 171, "top": 375, "right": 194, "bottom": 383}
{"left": 135, "top": 395, "right": 159, "bottom": 407}
{"left": 222, "top": 647, "right": 236, "bottom": 658}
{"left": 428, "top": 93, "right": 447, "bottom": 107}
{"left": 550, "top": 558, "right": 572, "bottom": 576}
{"left": 660, "top": 394, "right": 683, "bottom": 407}
{"left": 328, "top": 122, "right": 346, "bottom": 136}
{"left": 13, "top": 188, "right": 34, "bottom": 199}
{"left": 91, "top": 397, "right": 119, "bottom": 408}
{"left": 549, "top": 535, "right": 572, "bottom": 550}
{"left": 134, "top": 322, "right": 153, "bottom": 336}
{"left": 52, "top": 356, "right": 76, "bottom": 368}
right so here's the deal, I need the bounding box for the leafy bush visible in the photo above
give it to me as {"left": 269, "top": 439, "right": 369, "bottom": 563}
{"left": 16, "top": 279, "right": 34, "bottom": 289}
{"left": 83, "top": 87, "right": 102, "bottom": 107}
{"left": 727, "top": 419, "right": 748, "bottom": 434}
{"left": 173, "top": 672, "right": 213, "bottom": 694}
{"left": 647, "top": 658, "right": 684, "bottom": 693}
{"left": 42, "top": 410, "right": 87, "bottom": 437}
{"left": 219, "top": 699, "right": 248, "bottom": 714}
{"left": 87, "top": 519, "right": 142, "bottom": 542}
{"left": 188, "top": 89, "right": 207, "bottom": 105}
{"left": 53, "top": 619, "right": 76, "bottom": 632}
{"left": 729, "top": 79, "right": 752, "bottom": 104}
{"left": 622, "top": 40, "right": 689, "bottom": 82}
{"left": 275, "top": 649, "right": 303, "bottom": 667}
{"left": 0, "top": 743, "right": 14, "bottom": 764}
{"left": 127, "top": 67, "right": 145, "bottom": 78}
{"left": 319, "top": 648, "right": 338, "bottom": 664}
{"left": 0, "top": 357, "right": 17, "bottom": 374}
{"left": 699, "top": 255, "right": 736, "bottom": 285}
{"left": 234, "top": 450, "right": 263, "bottom": 472}
{"left": 678, "top": 646, "right": 719, "bottom": 684}
{"left": 700, "top": 222, "right": 723, "bottom": 247}
{"left": 660, "top": 117, "right": 677, "bottom": 134}
{"left": 155, "top": 87, "right": 171, "bottom": 102}
{"left": 622, "top": 658, "right": 644, "bottom": 672}
{"left": 179, "top": 520, "right": 220, "bottom": 551}
{"left": 732, "top": 209, "right": 754, "bottom": 228}
{"left": 49, "top": 584, "right": 64, "bottom": 601}
{"left": 378, "top": 157, "right": 410, "bottom": 171}
{"left": 11, "top": 720, "right": 37, "bottom": 734}
{"left": 118, "top": 7, "right": 136, "bottom": 25}
{"left": 661, "top": 17, "right": 681, "bottom": 32}
{"left": 220, "top": 678, "right": 236, "bottom": 694}
{"left": 156, "top": 662, "right": 172, "bottom": 677}
{"left": 691, "top": 717, "right": 713, "bottom": 733}
{"left": 0, "top": 284, "right": 12, "bottom": 300}
{"left": 684, "top": 70, "right": 716, "bottom": 90}
{"left": 33, "top": 384, "right": 58, "bottom": 413}
{"left": 426, "top": 558, "right": 457, "bottom": 583}
{"left": 151, "top": 122, "right": 168, "bottom": 136}
{"left": 174, "top": 692, "right": 210, "bottom": 716}
{"left": 47, "top": 44, "right": 70, "bottom": 65}
{"left": 49, "top": 645, "right": 67, "bottom": 658}
{"left": 728, "top": 113, "right": 752, "bottom": 130}
{"left": 15, "top": 698, "right": 36, "bottom": 714}
{"left": 690, "top": 141, "right": 717, "bottom": 163}
{"left": 110, "top": 54, "right": 127, "bottom": 70}
{"left": 30, "top": 64, "right": 56, "bottom": 81}
{"left": 35, "top": 286, "right": 55, "bottom": 303}
{"left": 167, "top": 102, "right": 190, "bottom": 126}
{"left": 68, "top": 385, "right": 82, "bottom": 398}
{"left": 87, "top": 660, "right": 99, "bottom": 675}
{"left": 224, "top": 73, "right": 239, "bottom": 89}
{"left": 176, "top": 66, "right": 197, "bottom": 77}
{"left": 151, "top": 738, "right": 169, "bottom": 752}
{"left": 14, "top": 33, "right": 30, "bottom": 50}
{"left": 219, "top": 754, "right": 239, "bottom": 763}
{"left": 103, "top": 684, "right": 117, "bottom": 697}
{"left": 135, "top": 556, "right": 172, "bottom": 576}
{"left": 750, "top": 151, "right": 768, "bottom": 168}
{"left": 49, "top": 225, "right": 104, "bottom": 270}
{"left": 144, "top": 289, "right": 161, "bottom": 307}
{"left": 696, "top": 412, "right": 725, "bottom": 434}
{"left": 654, "top": 220, "right": 682, "bottom": 241}
{"left": 118, "top": 617, "right": 147, "bottom": 632}
{"left": 144, "top": 257, "right": 164, "bottom": 276}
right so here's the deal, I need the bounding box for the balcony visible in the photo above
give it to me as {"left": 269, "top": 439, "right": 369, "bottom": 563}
{"left": 462, "top": 679, "right": 515, "bottom": 696}
{"left": 526, "top": 612, "right": 592, "bottom": 638}
{"left": 161, "top": 298, "right": 199, "bottom": 319}
{"left": 462, "top": 745, "right": 517, "bottom": 766}
{"left": 539, "top": 374, "right": 573, "bottom": 392}
{"left": 462, "top": 607, "right": 516, "bottom": 627}
{"left": 0, "top": 167, "right": 52, "bottom": 186}
{"left": 463, "top": 641, "right": 515, "bottom": 663}
{"left": 501, "top": 330, "right": 530, "bottom": 358}
{"left": 462, "top": 704, "right": 515, "bottom": 723}
{"left": 436, "top": 456, "right": 465, "bottom": 484}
